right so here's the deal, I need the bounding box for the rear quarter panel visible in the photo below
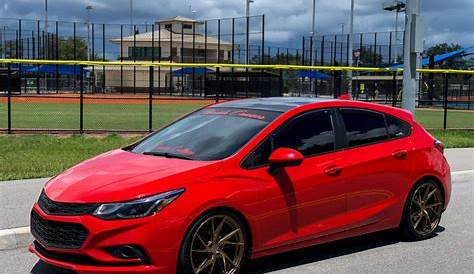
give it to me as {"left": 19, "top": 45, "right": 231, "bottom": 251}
{"left": 409, "top": 122, "right": 451, "bottom": 209}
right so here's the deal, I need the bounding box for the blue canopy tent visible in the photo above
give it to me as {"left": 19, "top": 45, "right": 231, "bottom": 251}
{"left": 23, "top": 65, "right": 89, "bottom": 75}
{"left": 296, "top": 70, "right": 332, "bottom": 80}
{"left": 172, "top": 67, "right": 213, "bottom": 76}
{"left": 388, "top": 46, "right": 474, "bottom": 69}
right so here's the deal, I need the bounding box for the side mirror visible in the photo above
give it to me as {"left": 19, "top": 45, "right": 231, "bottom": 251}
{"left": 268, "top": 148, "right": 304, "bottom": 168}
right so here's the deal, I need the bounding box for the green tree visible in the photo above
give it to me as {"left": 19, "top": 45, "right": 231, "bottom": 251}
{"left": 57, "top": 37, "right": 101, "bottom": 61}
{"left": 425, "top": 43, "right": 462, "bottom": 56}
{"left": 57, "top": 37, "right": 87, "bottom": 60}
{"left": 356, "top": 46, "right": 383, "bottom": 66}
{"left": 424, "top": 43, "right": 466, "bottom": 68}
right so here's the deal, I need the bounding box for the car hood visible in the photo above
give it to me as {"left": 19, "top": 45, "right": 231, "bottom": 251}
{"left": 44, "top": 149, "right": 222, "bottom": 203}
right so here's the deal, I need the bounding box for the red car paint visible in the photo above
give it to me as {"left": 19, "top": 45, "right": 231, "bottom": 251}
{"left": 29, "top": 98, "right": 451, "bottom": 274}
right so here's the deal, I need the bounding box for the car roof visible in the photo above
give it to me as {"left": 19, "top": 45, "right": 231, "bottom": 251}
{"left": 211, "top": 97, "right": 336, "bottom": 112}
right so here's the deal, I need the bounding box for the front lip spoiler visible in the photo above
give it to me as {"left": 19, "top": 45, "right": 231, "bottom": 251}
{"left": 29, "top": 243, "right": 161, "bottom": 274}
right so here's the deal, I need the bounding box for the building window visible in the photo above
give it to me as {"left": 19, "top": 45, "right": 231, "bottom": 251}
{"left": 128, "top": 47, "right": 162, "bottom": 59}
{"left": 164, "top": 24, "right": 172, "bottom": 30}
{"left": 183, "top": 24, "right": 193, "bottom": 29}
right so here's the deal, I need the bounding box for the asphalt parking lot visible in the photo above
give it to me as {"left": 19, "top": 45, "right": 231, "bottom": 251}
{"left": 0, "top": 173, "right": 472, "bottom": 274}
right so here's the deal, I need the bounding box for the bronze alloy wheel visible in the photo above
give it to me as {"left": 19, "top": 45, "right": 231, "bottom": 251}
{"left": 408, "top": 182, "right": 443, "bottom": 236}
{"left": 189, "top": 214, "right": 246, "bottom": 274}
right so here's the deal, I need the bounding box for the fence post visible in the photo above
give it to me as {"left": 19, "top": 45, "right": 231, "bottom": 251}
{"left": 443, "top": 73, "right": 449, "bottom": 130}
{"left": 79, "top": 65, "right": 84, "bottom": 134}
{"left": 7, "top": 63, "right": 12, "bottom": 134}
{"left": 148, "top": 66, "right": 153, "bottom": 132}
{"left": 215, "top": 67, "right": 220, "bottom": 103}
{"left": 392, "top": 71, "right": 397, "bottom": 107}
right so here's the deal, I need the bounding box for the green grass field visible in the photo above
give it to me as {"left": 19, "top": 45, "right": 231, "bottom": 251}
{"left": 0, "top": 135, "right": 141, "bottom": 181}
{"left": 0, "top": 130, "right": 472, "bottom": 181}
{"left": 0, "top": 101, "right": 472, "bottom": 130}
{"left": 0, "top": 102, "right": 209, "bottom": 131}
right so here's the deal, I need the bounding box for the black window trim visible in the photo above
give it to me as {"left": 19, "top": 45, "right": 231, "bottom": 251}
{"left": 241, "top": 108, "right": 341, "bottom": 170}
{"left": 336, "top": 107, "right": 412, "bottom": 151}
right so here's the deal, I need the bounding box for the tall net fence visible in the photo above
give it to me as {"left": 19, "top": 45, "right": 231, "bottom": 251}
{"left": 0, "top": 16, "right": 472, "bottom": 132}
{"left": 0, "top": 60, "right": 472, "bottom": 132}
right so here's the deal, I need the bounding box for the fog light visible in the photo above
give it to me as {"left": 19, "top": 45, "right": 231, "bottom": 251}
{"left": 105, "top": 245, "right": 149, "bottom": 263}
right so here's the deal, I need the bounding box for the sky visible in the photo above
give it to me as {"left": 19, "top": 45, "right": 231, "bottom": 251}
{"left": 0, "top": 0, "right": 473, "bottom": 48}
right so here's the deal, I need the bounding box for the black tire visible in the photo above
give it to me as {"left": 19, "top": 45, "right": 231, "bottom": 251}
{"left": 179, "top": 210, "right": 250, "bottom": 274}
{"left": 400, "top": 179, "right": 444, "bottom": 241}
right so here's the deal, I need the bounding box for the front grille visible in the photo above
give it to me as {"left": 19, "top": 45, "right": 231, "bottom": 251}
{"left": 38, "top": 190, "right": 99, "bottom": 216}
{"left": 31, "top": 211, "right": 89, "bottom": 249}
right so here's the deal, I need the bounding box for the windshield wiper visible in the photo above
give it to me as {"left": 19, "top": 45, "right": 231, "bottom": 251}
{"left": 143, "top": 151, "right": 194, "bottom": 160}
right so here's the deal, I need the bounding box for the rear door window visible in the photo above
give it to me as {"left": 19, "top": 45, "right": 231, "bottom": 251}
{"left": 340, "top": 108, "right": 389, "bottom": 147}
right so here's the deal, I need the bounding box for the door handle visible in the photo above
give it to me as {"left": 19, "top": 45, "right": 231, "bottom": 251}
{"left": 392, "top": 149, "right": 408, "bottom": 160}
{"left": 325, "top": 166, "right": 342, "bottom": 177}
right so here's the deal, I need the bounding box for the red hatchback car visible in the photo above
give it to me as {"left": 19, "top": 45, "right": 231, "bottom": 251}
{"left": 30, "top": 98, "right": 451, "bottom": 274}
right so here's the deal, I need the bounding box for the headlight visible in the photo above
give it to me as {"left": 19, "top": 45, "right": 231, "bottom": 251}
{"left": 93, "top": 189, "right": 185, "bottom": 220}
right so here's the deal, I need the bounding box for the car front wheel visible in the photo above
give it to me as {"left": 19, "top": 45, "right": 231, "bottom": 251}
{"left": 179, "top": 211, "right": 248, "bottom": 274}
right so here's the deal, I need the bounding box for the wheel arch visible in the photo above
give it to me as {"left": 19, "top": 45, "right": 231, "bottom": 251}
{"left": 414, "top": 175, "right": 446, "bottom": 204}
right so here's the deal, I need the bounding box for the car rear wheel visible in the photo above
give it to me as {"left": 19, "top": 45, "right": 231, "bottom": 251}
{"left": 179, "top": 211, "right": 248, "bottom": 274}
{"left": 401, "top": 180, "right": 444, "bottom": 240}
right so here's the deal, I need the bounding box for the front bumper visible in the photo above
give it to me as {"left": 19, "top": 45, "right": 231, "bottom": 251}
{"left": 29, "top": 203, "right": 187, "bottom": 274}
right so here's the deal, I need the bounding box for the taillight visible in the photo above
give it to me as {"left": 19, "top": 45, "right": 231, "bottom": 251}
{"left": 434, "top": 140, "right": 444, "bottom": 154}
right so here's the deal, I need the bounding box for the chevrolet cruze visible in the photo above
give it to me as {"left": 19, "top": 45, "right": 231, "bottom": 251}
{"left": 30, "top": 97, "right": 451, "bottom": 274}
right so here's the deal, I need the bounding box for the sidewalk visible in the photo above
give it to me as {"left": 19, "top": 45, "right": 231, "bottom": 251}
{"left": 0, "top": 148, "right": 472, "bottom": 249}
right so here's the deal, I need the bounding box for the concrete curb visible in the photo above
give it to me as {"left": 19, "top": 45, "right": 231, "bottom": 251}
{"left": 0, "top": 170, "right": 472, "bottom": 251}
{"left": 0, "top": 227, "right": 31, "bottom": 251}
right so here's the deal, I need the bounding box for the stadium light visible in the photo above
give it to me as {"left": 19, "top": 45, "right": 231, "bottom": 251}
{"left": 383, "top": 1, "right": 406, "bottom": 12}
{"left": 383, "top": 1, "right": 406, "bottom": 42}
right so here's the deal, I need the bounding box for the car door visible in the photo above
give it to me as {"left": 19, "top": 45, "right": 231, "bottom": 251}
{"left": 241, "top": 109, "right": 348, "bottom": 251}
{"left": 336, "top": 108, "right": 414, "bottom": 231}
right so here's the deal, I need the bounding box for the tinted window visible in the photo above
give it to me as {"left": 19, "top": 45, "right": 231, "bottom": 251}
{"left": 242, "top": 110, "right": 334, "bottom": 168}
{"left": 131, "top": 108, "right": 280, "bottom": 161}
{"left": 275, "top": 110, "right": 335, "bottom": 156}
{"left": 340, "top": 109, "right": 388, "bottom": 147}
{"left": 386, "top": 115, "right": 411, "bottom": 138}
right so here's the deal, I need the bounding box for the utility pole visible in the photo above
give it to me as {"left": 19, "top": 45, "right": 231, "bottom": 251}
{"left": 402, "top": 0, "right": 423, "bottom": 114}
{"left": 347, "top": 0, "right": 355, "bottom": 95}
{"left": 340, "top": 23, "right": 345, "bottom": 34}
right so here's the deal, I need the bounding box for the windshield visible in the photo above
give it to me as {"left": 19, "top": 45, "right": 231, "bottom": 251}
{"left": 130, "top": 107, "right": 281, "bottom": 161}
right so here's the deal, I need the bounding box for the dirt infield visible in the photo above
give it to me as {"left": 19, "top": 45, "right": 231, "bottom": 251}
{"left": 0, "top": 93, "right": 220, "bottom": 105}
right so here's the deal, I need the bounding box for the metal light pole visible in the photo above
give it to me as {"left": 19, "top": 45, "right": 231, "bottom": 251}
{"left": 340, "top": 23, "right": 345, "bottom": 34}
{"left": 86, "top": 5, "right": 93, "bottom": 61}
{"left": 347, "top": 0, "right": 355, "bottom": 95}
{"left": 44, "top": 0, "right": 48, "bottom": 34}
{"left": 311, "top": 0, "right": 316, "bottom": 38}
{"left": 246, "top": 0, "right": 255, "bottom": 18}
{"left": 402, "top": 0, "right": 423, "bottom": 114}
{"left": 129, "top": 0, "right": 134, "bottom": 35}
